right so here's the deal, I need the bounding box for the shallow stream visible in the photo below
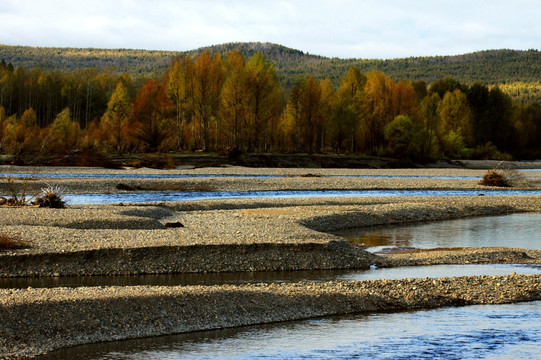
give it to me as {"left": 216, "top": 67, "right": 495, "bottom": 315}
{"left": 38, "top": 301, "right": 541, "bottom": 359}
{"left": 62, "top": 189, "right": 541, "bottom": 204}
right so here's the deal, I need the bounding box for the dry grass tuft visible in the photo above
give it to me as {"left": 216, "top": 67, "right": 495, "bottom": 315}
{"left": 478, "top": 161, "right": 528, "bottom": 188}
{"left": 479, "top": 170, "right": 511, "bottom": 187}
{"left": 0, "top": 234, "right": 30, "bottom": 251}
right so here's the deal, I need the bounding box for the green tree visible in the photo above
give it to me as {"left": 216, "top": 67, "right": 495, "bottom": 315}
{"left": 419, "top": 93, "right": 441, "bottom": 158}
{"left": 100, "top": 81, "right": 132, "bottom": 153}
{"left": 384, "top": 115, "right": 418, "bottom": 158}
{"left": 333, "top": 67, "right": 365, "bottom": 153}
{"left": 438, "top": 89, "right": 474, "bottom": 147}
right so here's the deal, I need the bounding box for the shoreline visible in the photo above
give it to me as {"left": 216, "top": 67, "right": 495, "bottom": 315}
{"left": 1, "top": 166, "right": 541, "bottom": 358}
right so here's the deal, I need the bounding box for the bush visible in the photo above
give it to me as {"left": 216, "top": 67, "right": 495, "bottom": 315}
{"left": 479, "top": 170, "right": 511, "bottom": 187}
{"left": 126, "top": 155, "right": 176, "bottom": 169}
{"left": 473, "top": 142, "right": 513, "bottom": 161}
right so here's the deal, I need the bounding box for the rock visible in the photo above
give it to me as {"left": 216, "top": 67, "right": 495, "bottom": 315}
{"left": 165, "top": 221, "right": 184, "bottom": 228}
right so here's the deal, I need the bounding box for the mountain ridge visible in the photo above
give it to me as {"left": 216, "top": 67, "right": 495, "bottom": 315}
{"left": 1, "top": 42, "right": 540, "bottom": 88}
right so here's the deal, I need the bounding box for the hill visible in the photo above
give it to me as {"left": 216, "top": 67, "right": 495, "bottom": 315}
{"left": 1, "top": 42, "right": 541, "bottom": 96}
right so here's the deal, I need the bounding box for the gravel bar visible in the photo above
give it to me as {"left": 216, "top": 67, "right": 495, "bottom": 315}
{"left": 1, "top": 165, "right": 541, "bottom": 358}
{"left": 1, "top": 274, "right": 540, "bottom": 359}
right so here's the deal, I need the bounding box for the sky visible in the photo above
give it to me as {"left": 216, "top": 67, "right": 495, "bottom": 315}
{"left": 1, "top": 0, "right": 540, "bottom": 59}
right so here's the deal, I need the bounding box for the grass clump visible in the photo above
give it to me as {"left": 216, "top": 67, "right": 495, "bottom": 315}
{"left": 0, "top": 234, "right": 30, "bottom": 251}
{"left": 32, "top": 184, "right": 67, "bottom": 208}
{"left": 0, "top": 177, "right": 67, "bottom": 208}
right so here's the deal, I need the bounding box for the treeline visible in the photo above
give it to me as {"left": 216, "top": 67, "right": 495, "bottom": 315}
{"left": 1, "top": 51, "right": 541, "bottom": 160}
{"left": 2, "top": 43, "right": 541, "bottom": 102}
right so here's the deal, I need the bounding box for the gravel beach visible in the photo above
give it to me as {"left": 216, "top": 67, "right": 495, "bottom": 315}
{"left": 1, "top": 164, "right": 541, "bottom": 358}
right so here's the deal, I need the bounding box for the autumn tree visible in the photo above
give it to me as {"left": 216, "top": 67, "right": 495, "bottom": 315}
{"left": 244, "top": 53, "right": 282, "bottom": 152}
{"left": 131, "top": 79, "right": 172, "bottom": 152}
{"left": 392, "top": 80, "right": 419, "bottom": 120}
{"left": 282, "top": 76, "right": 324, "bottom": 153}
{"left": 362, "top": 70, "right": 395, "bottom": 154}
{"left": 193, "top": 52, "right": 224, "bottom": 151}
{"left": 166, "top": 56, "right": 196, "bottom": 150}
{"left": 220, "top": 50, "right": 249, "bottom": 149}
{"left": 282, "top": 81, "right": 302, "bottom": 151}
{"left": 318, "top": 79, "right": 335, "bottom": 152}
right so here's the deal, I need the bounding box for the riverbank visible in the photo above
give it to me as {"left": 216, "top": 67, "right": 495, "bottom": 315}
{"left": 1, "top": 274, "right": 540, "bottom": 359}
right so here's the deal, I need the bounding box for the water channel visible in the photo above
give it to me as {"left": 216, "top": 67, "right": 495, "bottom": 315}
{"left": 39, "top": 301, "right": 541, "bottom": 360}
{"left": 3, "top": 263, "right": 540, "bottom": 289}
{"left": 62, "top": 189, "right": 541, "bottom": 204}
{"left": 2, "top": 170, "right": 540, "bottom": 180}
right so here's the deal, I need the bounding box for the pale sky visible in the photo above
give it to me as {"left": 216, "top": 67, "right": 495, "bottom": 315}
{"left": 1, "top": 0, "right": 540, "bottom": 59}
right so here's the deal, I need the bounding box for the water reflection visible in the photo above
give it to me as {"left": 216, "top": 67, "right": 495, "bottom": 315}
{"left": 338, "top": 213, "right": 541, "bottom": 252}
{"left": 38, "top": 301, "right": 541, "bottom": 360}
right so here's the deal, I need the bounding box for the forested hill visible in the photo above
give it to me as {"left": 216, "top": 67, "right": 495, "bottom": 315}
{"left": 1, "top": 42, "right": 540, "bottom": 87}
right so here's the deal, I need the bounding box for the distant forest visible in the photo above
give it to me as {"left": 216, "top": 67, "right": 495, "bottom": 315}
{"left": 1, "top": 43, "right": 541, "bottom": 161}
{"left": 2, "top": 42, "right": 541, "bottom": 103}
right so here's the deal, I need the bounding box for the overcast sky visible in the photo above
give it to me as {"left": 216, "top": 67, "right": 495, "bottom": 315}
{"left": 1, "top": 0, "right": 540, "bottom": 59}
